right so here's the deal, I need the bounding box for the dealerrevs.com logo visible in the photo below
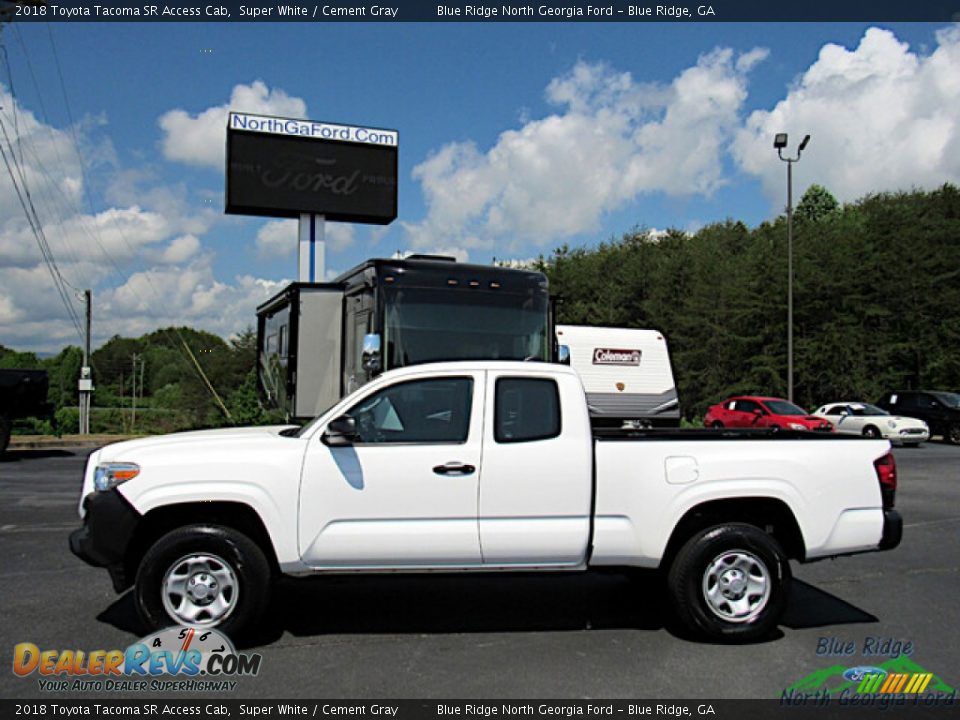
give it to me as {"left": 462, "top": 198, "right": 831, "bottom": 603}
{"left": 13, "top": 627, "right": 262, "bottom": 692}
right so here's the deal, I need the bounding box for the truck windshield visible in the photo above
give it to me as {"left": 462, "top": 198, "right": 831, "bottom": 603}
{"left": 383, "top": 287, "right": 550, "bottom": 368}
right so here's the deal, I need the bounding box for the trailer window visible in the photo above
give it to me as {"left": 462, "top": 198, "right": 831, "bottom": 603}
{"left": 495, "top": 378, "right": 561, "bottom": 443}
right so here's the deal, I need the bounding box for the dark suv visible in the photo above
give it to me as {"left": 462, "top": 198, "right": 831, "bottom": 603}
{"left": 876, "top": 390, "right": 960, "bottom": 445}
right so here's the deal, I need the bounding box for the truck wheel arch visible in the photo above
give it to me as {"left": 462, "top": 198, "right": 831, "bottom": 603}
{"left": 660, "top": 497, "right": 806, "bottom": 570}
{"left": 125, "top": 501, "right": 280, "bottom": 587}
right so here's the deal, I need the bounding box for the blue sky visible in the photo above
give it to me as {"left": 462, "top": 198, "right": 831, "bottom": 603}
{"left": 1, "top": 21, "right": 957, "bottom": 350}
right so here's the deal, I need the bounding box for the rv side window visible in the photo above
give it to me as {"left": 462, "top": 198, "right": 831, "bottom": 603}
{"left": 494, "top": 378, "right": 561, "bottom": 443}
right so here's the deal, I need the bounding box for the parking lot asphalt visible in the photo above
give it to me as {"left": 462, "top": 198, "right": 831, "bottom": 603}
{"left": 1, "top": 442, "right": 958, "bottom": 699}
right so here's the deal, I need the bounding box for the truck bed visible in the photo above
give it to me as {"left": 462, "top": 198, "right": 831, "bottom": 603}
{"left": 593, "top": 426, "right": 854, "bottom": 441}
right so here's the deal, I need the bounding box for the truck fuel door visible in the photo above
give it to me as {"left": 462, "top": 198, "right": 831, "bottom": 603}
{"left": 666, "top": 456, "right": 699, "bottom": 485}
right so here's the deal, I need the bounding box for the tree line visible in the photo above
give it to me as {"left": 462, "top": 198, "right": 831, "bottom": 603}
{"left": 0, "top": 327, "right": 275, "bottom": 435}
{"left": 3, "top": 183, "right": 958, "bottom": 432}
{"left": 539, "top": 183, "right": 960, "bottom": 418}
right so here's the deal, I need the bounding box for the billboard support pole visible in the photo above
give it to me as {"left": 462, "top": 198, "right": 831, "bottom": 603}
{"left": 298, "top": 213, "right": 325, "bottom": 283}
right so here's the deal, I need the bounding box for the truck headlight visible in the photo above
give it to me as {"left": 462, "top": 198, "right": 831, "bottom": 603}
{"left": 94, "top": 462, "right": 140, "bottom": 491}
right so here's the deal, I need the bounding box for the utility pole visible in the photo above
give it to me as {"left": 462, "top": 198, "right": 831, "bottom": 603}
{"left": 78, "top": 289, "right": 93, "bottom": 435}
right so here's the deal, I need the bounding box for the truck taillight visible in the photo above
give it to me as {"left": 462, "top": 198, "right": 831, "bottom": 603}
{"left": 874, "top": 452, "right": 897, "bottom": 509}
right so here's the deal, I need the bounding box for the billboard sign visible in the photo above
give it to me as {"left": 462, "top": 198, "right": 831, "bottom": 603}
{"left": 225, "top": 112, "right": 398, "bottom": 224}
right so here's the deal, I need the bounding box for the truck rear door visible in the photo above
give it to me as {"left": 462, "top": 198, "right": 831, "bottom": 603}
{"left": 478, "top": 370, "right": 593, "bottom": 566}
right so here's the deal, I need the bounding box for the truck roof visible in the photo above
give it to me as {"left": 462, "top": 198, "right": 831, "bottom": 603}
{"left": 369, "top": 359, "right": 579, "bottom": 380}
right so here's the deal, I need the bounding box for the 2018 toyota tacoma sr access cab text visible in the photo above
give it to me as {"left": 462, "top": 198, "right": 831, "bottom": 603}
{"left": 70, "top": 362, "right": 902, "bottom": 642}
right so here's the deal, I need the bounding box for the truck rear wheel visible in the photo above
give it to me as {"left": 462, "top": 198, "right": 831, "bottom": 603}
{"left": 667, "top": 523, "right": 790, "bottom": 642}
{"left": 134, "top": 525, "right": 271, "bottom": 641}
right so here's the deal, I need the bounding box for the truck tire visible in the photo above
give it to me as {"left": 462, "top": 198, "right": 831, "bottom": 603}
{"left": 667, "top": 523, "right": 790, "bottom": 642}
{"left": 134, "top": 525, "right": 271, "bottom": 640}
{"left": 0, "top": 415, "right": 10, "bottom": 455}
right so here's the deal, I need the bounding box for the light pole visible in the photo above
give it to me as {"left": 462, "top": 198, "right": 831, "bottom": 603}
{"left": 774, "top": 133, "right": 810, "bottom": 404}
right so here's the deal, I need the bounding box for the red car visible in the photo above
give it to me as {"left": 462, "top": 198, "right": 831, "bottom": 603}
{"left": 705, "top": 396, "right": 834, "bottom": 432}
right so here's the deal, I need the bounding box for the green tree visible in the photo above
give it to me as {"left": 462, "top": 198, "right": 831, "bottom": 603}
{"left": 796, "top": 184, "right": 840, "bottom": 224}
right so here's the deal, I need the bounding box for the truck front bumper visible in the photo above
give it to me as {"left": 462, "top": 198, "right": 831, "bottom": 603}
{"left": 69, "top": 489, "right": 141, "bottom": 592}
{"left": 879, "top": 509, "right": 903, "bottom": 551}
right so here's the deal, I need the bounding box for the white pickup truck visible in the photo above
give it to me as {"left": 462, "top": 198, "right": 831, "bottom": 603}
{"left": 71, "top": 362, "right": 901, "bottom": 642}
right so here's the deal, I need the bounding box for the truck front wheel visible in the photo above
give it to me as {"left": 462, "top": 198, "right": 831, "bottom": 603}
{"left": 134, "top": 525, "right": 271, "bottom": 640}
{"left": 667, "top": 523, "right": 790, "bottom": 642}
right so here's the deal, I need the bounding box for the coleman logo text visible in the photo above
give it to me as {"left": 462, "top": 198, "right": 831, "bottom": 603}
{"left": 592, "top": 348, "right": 642, "bottom": 366}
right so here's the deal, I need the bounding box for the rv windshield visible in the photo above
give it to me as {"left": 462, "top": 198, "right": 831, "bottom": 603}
{"left": 383, "top": 287, "right": 550, "bottom": 368}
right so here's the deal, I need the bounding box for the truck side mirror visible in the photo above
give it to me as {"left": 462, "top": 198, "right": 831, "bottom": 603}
{"left": 362, "top": 333, "right": 382, "bottom": 373}
{"left": 557, "top": 345, "right": 571, "bottom": 365}
{"left": 322, "top": 415, "right": 358, "bottom": 446}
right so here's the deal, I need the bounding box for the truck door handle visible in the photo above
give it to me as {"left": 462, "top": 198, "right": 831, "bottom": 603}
{"left": 433, "top": 462, "right": 476, "bottom": 476}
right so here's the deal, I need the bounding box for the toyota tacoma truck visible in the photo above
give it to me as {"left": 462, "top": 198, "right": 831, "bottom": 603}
{"left": 70, "top": 362, "right": 902, "bottom": 642}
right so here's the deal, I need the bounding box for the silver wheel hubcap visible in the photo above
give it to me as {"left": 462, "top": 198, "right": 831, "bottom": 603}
{"left": 162, "top": 553, "right": 238, "bottom": 627}
{"left": 702, "top": 550, "right": 771, "bottom": 623}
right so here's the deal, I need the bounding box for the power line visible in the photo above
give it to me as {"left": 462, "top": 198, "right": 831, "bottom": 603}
{"left": 1, "top": 27, "right": 231, "bottom": 419}
{"left": 0, "top": 117, "right": 85, "bottom": 340}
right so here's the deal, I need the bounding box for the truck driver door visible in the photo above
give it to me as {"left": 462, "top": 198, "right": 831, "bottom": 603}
{"left": 299, "top": 372, "right": 485, "bottom": 568}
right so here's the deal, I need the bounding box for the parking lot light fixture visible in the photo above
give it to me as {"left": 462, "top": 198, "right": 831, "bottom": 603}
{"left": 775, "top": 133, "right": 811, "bottom": 403}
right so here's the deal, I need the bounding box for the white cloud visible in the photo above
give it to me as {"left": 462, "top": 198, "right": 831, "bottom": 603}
{"left": 255, "top": 219, "right": 297, "bottom": 258}
{"left": 0, "top": 252, "right": 284, "bottom": 352}
{"left": 366, "top": 225, "right": 390, "bottom": 249}
{"left": 149, "top": 234, "right": 201, "bottom": 265}
{"left": 255, "top": 219, "right": 355, "bottom": 259}
{"left": 392, "top": 247, "right": 470, "bottom": 263}
{"left": 0, "top": 84, "right": 272, "bottom": 352}
{"left": 495, "top": 257, "right": 537, "bottom": 269}
{"left": 159, "top": 81, "right": 308, "bottom": 170}
{"left": 95, "top": 258, "right": 284, "bottom": 340}
{"left": 405, "top": 50, "right": 764, "bottom": 251}
{"left": 326, "top": 222, "right": 355, "bottom": 253}
{"left": 0, "top": 85, "right": 84, "bottom": 225}
{"left": 734, "top": 26, "right": 960, "bottom": 205}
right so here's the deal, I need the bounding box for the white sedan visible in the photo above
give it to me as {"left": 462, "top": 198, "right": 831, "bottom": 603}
{"left": 814, "top": 402, "right": 929, "bottom": 446}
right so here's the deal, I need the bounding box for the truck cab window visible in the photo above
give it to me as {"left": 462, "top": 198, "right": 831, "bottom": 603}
{"left": 495, "top": 377, "right": 561, "bottom": 443}
{"left": 346, "top": 377, "right": 473, "bottom": 444}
